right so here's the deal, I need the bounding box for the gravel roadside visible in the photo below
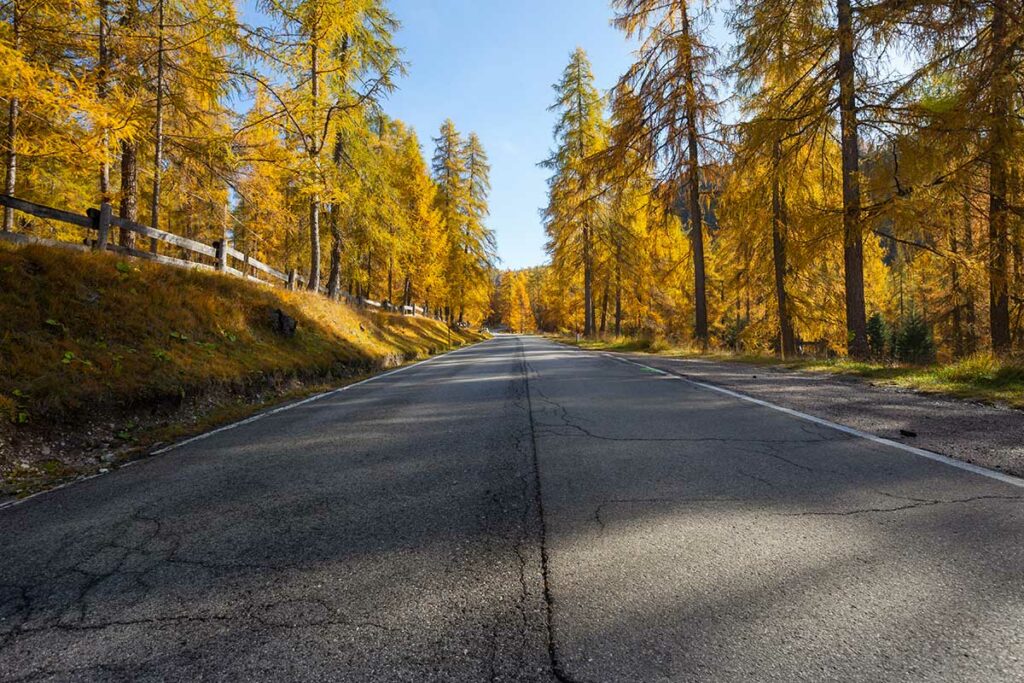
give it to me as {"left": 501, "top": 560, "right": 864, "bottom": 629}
{"left": 599, "top": 350, "right": 1024, "bottom": 479}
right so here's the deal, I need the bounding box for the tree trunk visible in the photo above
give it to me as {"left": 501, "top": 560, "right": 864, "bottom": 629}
{"left": 306, "top": 32, "right": 321, "bottom": 292}
{"left": 1013, "top": 221, "right": 1023, "bottom": 343}
{"left": 149, "top": 0, "right": 165, "bottom": 253}
{"left": 963, "top": 193, "right": 978, "bottom": 354}
{"left": 772, "top": 141, "right": 797, "bottom": 358}
{"left": 365, "top": 250, "right": 372, "bottom": 299}
{"left": 988, "top": 0, "right": 1012, "bottom": 354}
{"left": 3, "top": 0, "right": 19, "bottom": 232}
{"left": 327, "top": 203, "right": 342, "bottom": 299}
{"left": 583, "top": 222, "right": 594, "bottom": 336}
{"left": 615, "top": 239, "right": 623, "bottom": 336}
{"left": 599, "top": 283, "right": 609, "bottom": 335}
{"left": 308, "top": 198, "right": 321, "bottom": 290}
{"left": 327, "top": 133, "right": 343, "bottom": 299}
{"left": 221, "top": 199, "right": 230, "bottom": 248}
{"left": 387, "top": 255, "right": 394, "bottom": 304}
{"left": 680, "top": 4, "right": 708, "bottom": 343}
{"left": 97, "top": 0, "right": 110, "bottom": 201}
{"left": 950, "top": 217, "right": 964, "bottom": 358}
{"left": 837, "top": 0, "right": 868, "bottom": 358}
{"left": 119, "top": 140, "right": 138, "bottom": 247}
{"left": 3, "top": 99, "right": 18, "bottom": 232}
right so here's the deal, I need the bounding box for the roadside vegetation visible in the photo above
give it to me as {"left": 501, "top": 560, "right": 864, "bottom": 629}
{"left": 2, "top": 0, "right": 496, "bottom": 326}
{"left": 557, "top": 335, "right": 1024, "bottom": 409}
{"left": 486, "top": 2, "right": 1024, "bottom": 410}
{"left": 0, "top": 244, "right": 481, "bottom": 497}
{"left": 487, "top": 2, "right": 1024, "bottom": 367}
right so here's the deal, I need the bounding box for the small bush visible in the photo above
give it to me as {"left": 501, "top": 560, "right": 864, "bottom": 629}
{"left": 717, "top": 315, "right": 747, "bottom": 351}
{"left": 893, "top": 311, "right": 935, "bottom": 364}
{"left": 648, "top": 337, "right": 671, "bottom": 353}
{"left": 866, "top": 312, "right": 889, "bottom": 359}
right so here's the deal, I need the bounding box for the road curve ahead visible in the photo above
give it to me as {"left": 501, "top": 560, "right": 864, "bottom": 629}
{"left": 2, "top": 335, "right": 1023, "bottom": 681}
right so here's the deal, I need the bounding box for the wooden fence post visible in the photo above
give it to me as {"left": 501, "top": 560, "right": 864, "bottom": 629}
{"left": 94, "top": 202, "right": 112, "bottom": 251}
{"left": 287, "top": 268, "right": 296, "bottom": 290}
{"left": 213, "top": 239, "right": 227, "bottom": 272}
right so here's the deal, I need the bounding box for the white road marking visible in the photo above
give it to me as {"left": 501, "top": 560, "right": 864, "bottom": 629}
{"left": 0, "top": 341, "right": 488, "bottom": 512}
{"left": 603, "top": 352, "right": 1024, "bottom": 490}
{"left": 151, "top": 341, "right": 483, "bottom": 456}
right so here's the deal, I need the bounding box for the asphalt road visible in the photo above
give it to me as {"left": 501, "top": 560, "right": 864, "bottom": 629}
{"left": 2, "top": 335, "right": 1023, "bottom": 681}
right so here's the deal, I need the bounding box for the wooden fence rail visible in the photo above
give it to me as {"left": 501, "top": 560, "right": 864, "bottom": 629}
{"left": 0, "top": 194, "right": 294, "bottom": 286}
{"left": 2, "top": 196, "right": 393, "bottom": 311}
{"left": 0, "top": 194, "right": 450, "bottom": 318}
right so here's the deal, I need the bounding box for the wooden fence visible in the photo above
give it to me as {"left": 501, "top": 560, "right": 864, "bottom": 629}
{"left": 0, "top": 194, "right": 429, "bottom": 317}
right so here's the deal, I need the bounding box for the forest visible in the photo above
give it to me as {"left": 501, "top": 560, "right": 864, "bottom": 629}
{"left": 491, "top": 0, "right": 1024, "bottom": 362}
{"left": 0, "top": 0, "right": 496, "bottom": 324}
{"left": 4, "top": 0, "right": 1024, "bottom": 362}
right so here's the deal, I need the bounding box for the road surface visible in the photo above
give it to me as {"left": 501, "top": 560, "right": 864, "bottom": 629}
{"left": 2, "top": 335, "right": 1023, "bottom": 681}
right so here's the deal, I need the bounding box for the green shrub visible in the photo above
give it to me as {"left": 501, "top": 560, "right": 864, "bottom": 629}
{"left": 893, "top": 311, "right": 935, "bottom": 364}
{"left": 866, "top": 312, "right": 889, "bottom": 359}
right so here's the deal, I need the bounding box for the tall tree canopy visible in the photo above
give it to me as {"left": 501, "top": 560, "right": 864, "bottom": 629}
{"left": 535, "top": 0, "right": 1023, "bottom": 361}
{"left": 1, "top": 0, "right": 496, "bottom": 325}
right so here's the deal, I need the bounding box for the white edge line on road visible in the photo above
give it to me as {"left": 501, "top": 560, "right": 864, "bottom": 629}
{"left": 0, "top": 341, "right": 487, "bottom": 512}
{"left": 603, "top": 352, "right": 1024, "bottom": 490}
{"left": 150, "top": 341, "right": 481, "bottom": 456}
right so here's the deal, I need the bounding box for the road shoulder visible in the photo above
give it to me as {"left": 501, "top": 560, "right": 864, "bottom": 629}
{"left": 1, "top": 339, "right": 486, "bottom": 508}
{"left": 574, "top": 345, "right": 1024, "bottom": 479}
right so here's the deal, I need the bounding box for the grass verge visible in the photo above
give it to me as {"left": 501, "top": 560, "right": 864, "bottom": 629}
{"left": 555, "top": 335, "right": 1024, "bottom": 409}
{"left": 1, "top": 244, "right": 482, "bottom": 498}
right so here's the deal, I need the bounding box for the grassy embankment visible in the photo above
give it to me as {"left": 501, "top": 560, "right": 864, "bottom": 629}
{"left": 557, "top": 335, "right": 1024, "bottom": 408}
{"left": 0, "top": 244, "right": 482, "bottom": 496}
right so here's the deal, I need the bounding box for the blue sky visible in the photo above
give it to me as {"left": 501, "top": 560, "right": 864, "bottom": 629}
{"left": 383, "top": 1, "right": 636, "bottom": 270}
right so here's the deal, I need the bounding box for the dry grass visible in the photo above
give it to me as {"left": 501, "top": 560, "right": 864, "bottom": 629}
{"left": 0, "top": 244, "right": 480, "bottom": 425}
{"left": 555, "top": 335, "right": 1024, "bottom": 409}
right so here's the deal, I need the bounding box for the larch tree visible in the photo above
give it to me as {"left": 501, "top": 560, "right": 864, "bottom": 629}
{"left": 1, "top": 0, "right": 102, "bottom": 229}
{"left": 145, "top": 0, "right": 236, "bottom": 244}
{"left": 391, "top": 122, "right": 443, "bottom": 311}
{"left": 612, "top": 0, "right": 719, "bottom": 344}
{"left": 431, "top": 119, "right": 467, "bottom": 322}
{"left": 458, "top": 132, "right": 495, "bottom": 322}
{"left": 728, "top": 0, "right": 832, "bottom": 357}
{"left": 834, "top": 0, "right": 869, "bottom": 357}
{"left": 725, "top": 0, "right": 921, "bottom": 358}
{"left": 543, "top": 47, "right": 606, "bottom": 337}
{"left": 986, "top": 0, "right": 1015, "bottom": 354}
{"left": 251, "top": 0, "right": 401, "bottom": 291}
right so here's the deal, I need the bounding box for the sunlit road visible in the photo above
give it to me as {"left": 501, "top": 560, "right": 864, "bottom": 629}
{"left": 2, "top": 335, "right": 1023, "bottom": 681}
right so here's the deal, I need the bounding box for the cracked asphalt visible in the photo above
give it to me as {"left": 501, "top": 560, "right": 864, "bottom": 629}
{"left": 2, "top": 335, "right": 1023, "bottom": 681}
